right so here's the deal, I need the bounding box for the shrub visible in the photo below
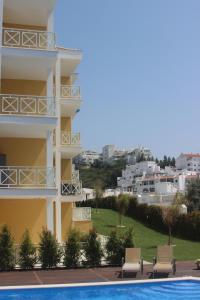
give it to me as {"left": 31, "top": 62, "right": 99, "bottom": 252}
{"left": 105, "top": 231, "right": 123, "bottom": 265}
{"left": 83, "top": 229, "right": 102, "bottom": 267}
{"left": 0, "top": 225, "right": 15, "bottom": 271}
{"left": 19, "top": 230, "right": 36, "bottom": 270}
{"left": 106, "top": 228, "right": 134, "bottom": 265}
{"left": 64, "top": 230, "right": 80, "bottom": 268}
{"left": 123, "top": 227, "right": 134, "bottom": 248}
{"left": 39, "top": 228, "right": 61, "bottom": 269}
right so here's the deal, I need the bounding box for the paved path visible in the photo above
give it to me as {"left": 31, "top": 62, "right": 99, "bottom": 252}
{"left": 0, "top": 261, "right": 199, "bottom": 286}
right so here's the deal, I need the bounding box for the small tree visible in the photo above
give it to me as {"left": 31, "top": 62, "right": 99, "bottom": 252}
{"left": 64, "top": 229, "right": 80, "bottom": 268}
{"left": 0, "top": 225, "right": 15, "bottom": 271}
{"left": 106, "top": 228, "right": 135, "bottom": 265}
{"left": 187, "top": 178, "right": 200, "bottom": 212}
{"left": 123, "top": 227, "right": 134, "bottom": 248}
{"left": 19, "top": 230, "right": 36, "bottom": 270}
{"left": 162, "top": 206, "right": 179, "bottom": 245}
{"left": 39, "top": 228, "right": 61, "bottom": 269}
{"left": 106, "top": 231, "right": 123, "bottom": 265}
{"left": 83, "top": 229, "right": 102, "bottom": 267}
{"left": 94, "top": 179, "right": 103, "bottom": 213}
{"left": 117, "top": 194, "right": 129, "bottom": 227}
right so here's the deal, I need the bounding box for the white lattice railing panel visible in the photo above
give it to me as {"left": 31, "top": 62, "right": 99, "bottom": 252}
{"left": 61, "top": 131, "right": 80, "bottom": 146}
{"left": 3, "top": 28, "right": 55, "bottom": 50}
{"left": 72, "top": 207, "right": 91, "bottom": 222}
{"left": 0, "top": 167, "right": 55, "bottom": 188}
{"left": 0, "top": 95, "right": 56, "bottom": 116}
{"left": 60, "top": 85, "right": 81, "bottom": 99}
{"left": 61, "top": 180, "right": 82, "bottom": 196}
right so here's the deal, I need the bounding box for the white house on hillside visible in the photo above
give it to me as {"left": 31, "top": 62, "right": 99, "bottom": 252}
{"left": 176, "top": 153, "right": 200, "bottom": 172}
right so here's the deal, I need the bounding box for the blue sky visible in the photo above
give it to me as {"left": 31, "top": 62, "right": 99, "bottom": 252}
{"left": 55, "top": 0, "right": 200, "bottom": 158}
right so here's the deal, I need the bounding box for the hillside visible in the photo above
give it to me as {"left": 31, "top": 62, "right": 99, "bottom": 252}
{"left": 78, "top": 160, "right": 126, "bottom": 189}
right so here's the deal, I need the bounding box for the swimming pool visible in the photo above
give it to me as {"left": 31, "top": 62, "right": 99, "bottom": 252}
{"left": 0, "top": 278, "right": 200, "bottom": 300}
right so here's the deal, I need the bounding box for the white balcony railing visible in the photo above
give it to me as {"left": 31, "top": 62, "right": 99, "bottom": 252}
{"left": 0, "top": 167, "right": 55, "bottom": 188}
{"left": 61, "top": 180, "right": 82, "bottom": 196}
{"left": 0, "top": 95, "right": 56, "bottom": 116}
{"left": 72, "top": 207, "right": 91, "bottom": 222}
{"left": 60, "top": 85, "right": 81, "bottom": 99}
{"left": 61, "top": 131, "right": 80, "bottom": 146}
{"left": 2, "top": 28, "right": 55, "bottom": 50}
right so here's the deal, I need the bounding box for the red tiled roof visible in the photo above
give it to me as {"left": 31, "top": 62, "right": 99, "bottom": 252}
{"left": 183, "top": 153, "right": 200, "bottom": 158}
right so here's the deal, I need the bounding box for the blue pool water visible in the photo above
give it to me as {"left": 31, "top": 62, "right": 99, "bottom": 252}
{"left": 0, "top": 280, "right": 200, "bottom": 300}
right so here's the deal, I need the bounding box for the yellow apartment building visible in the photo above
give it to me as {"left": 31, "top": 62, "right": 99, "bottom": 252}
{"left": 0, "top": 0, "right": 92, "bottom": 243}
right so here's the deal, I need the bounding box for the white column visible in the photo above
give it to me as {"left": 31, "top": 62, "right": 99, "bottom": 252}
{"left": 55, "top": 199, "right": 62, "bottom": 242}
{"left": 46, "top": 67, "right": 54, "bottom": 186}
{"left": 0, "top": 0, "right": 4, "bottom": 91}
{"left": 47, "top": 10, "right": 54, "bottom": 32}
{"left": 55, "top": 58, "right": 62, "bottom": 242}
{"left": 47, "top": 199, "right": 54, "bottom": 233}
{"left": 47, "top": 10, "right": 54, "bottom": 49}
{"left": 55, "top": 59, "right": 61, "bottom": 195}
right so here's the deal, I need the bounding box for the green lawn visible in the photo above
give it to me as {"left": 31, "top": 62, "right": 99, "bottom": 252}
{"left": 92, "top": 208, "right": 200, "bottom": 261}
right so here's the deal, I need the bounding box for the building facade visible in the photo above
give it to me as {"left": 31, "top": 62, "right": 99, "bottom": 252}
{"left": 74, "top": 150, "right": 101, "bottom": 166}
{"left": 176, "top": 153, "right": 200, "bottom": 172}
{"left": 0, "top": 0, "right": 91, "bottom": 243}
{"left": 126, "top": 146, "right": 152, "bottom": 165}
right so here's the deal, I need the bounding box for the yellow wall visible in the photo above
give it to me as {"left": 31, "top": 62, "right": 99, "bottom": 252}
{"left": 61, "top": 159, "right": 72, "bottom": 180}
{"left": 61, "top": 202, "right": 73, "bottom": 241}
{"left": 3, "top": 23, "right": 47, "bottom": 31}
{"left": 1, "top": 79, "right": 46, "bottom": 96}
{"left": 61, "top": 76, "right": 71, "bottom": 85}
{"left": 0, "top": 138, "right": 46, "bottom": 166}
{"left": 73, "top": 221, "right": 92, "bottom": 234}
{"left": 61, "top": 117, "right": 71, "bottom": 131}
{"left": 0, "top": 199, "right": 46, "bottom": 243}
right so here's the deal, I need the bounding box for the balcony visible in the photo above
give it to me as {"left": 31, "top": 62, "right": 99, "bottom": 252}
{"left": 54, "top": 131, "right": 81, "bottom": 159}
{"left": 0, "top": 94, "right": 56, "bottom": 116}
{"left": 60, "top": 85, "right": 80, "bottom": 99}
{"left": 59, "top": 85, "right": 82, "bottom": 117}
{"left": 72, "top": 207, "right": 91, "bottom": 222}
{"left": 61, "top": 131, "right": 80, "bottom": 146}
{"left": 0, "top": 166, "right": 57, "bottom": 198}
{"left": 0, "top": 95, "right": 57, "bottom": 138}
{"left": 61, "top": 180, "right": 82, "bottom": 196}
{"left": 2, "top": 28, "right": 55, "bottom": 50}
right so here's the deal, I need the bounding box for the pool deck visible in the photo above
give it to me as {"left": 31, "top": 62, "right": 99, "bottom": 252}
{"left": 0, "top": 261, "right": 199, "bottom": 286}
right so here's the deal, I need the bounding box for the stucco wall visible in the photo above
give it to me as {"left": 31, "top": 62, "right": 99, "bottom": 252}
{"left": 61, "top": 159, "right": 72, "bottom": 180}
{"left": 0, "top": 138, "right": 46, "bottom": 166}
{"left": 73, "top": 221, "right": 92, "bottom": 234}
{"left": 61, "top": 202, "right": 73, "bottom": 241}
{"left": 1, "top": 79, "right": 46, "bottom": 96}
{"left": 61, "top": 117, "right": 71, "bottom": 131}
{"left": 3, "top": 23, "right": 46, "bottom": 31}
{"left": 0, "top": 199, "right": 46, "bottom": 243}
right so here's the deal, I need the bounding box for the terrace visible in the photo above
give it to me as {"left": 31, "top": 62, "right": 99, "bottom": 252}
{"left": 0, "top": 262, "right": 199, "bottom": 286}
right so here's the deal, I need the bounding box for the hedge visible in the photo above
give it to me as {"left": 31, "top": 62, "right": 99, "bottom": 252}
{"left": 78, "top": 196, "right": 200, "bottom": 241}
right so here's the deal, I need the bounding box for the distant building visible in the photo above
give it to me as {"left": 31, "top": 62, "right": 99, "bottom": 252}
{"left": 126, "top": 146, "right": 153, "bottom": 165}
{"left": 176, "top": 153, "right": 200, "bottom": 172}
{"left": 74, "top": 150, "right": 101, "bottom": 166}
{"left": 102, "top": 145, "right": 115, "bottom": 162}
{"left": 117, "top": 161, "right": 161, "bottom": 192}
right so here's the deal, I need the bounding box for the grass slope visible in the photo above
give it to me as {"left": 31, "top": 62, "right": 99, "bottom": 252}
{"left": 92, "top": 208, "right": 200, "bottom": 261}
